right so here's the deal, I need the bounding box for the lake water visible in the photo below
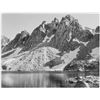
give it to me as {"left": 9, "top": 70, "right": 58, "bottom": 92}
{"left": 1, "top": 71, "right": 99, "bottom": 88}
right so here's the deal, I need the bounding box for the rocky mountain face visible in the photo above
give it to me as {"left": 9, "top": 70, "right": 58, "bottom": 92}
{"left": 1, "top": 36, "right": 10, "bottom": 49}
{"left": 45, "top": 15, "right": 94, "bottom": 51}
{"left": 95, "top": 26, "right": 100, "bottom": 33}
{"left": 2, "top": 30, "right": 30, "bottom": 53}
{"left": 1, "top": 15, "right": 99, "bottom": 73}
{"left": 21, "top": 25, "right": 46, "bottom": 52}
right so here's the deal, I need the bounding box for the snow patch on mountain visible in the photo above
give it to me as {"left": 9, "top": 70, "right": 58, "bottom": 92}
{"left": 73, "top": 38, "right": 88, "bottom": 46}
{"left": 42, "top": 35, "right": 55, "bottom": 43}
{"left": 88, "top": 47, "right": 100, "bottom": 63}
{"left": 51, "top": 48, "right": 80, "bottom": 71}
{"left": 67, "top": 32, "right": 72, "bottom": 42}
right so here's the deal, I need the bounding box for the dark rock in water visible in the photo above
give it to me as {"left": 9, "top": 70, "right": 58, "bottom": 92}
{"left": 74, "top": 81, "right": 87, "bottom": 87}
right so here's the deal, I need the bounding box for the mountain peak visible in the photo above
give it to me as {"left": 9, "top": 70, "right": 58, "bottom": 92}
{"left": 20, "top": 30, "right": 30, "bottom": 38}
{"left": 2, "top": 15, "right": 98, "bottom": 55}
{"left": 61, "top": 15, "right": 74, "bottom": 23}
{"left": 1, "top": 35, "right": 10, "bottom": 48}
{"left": 95, "top": 26, "right": 100, "bottom": 33}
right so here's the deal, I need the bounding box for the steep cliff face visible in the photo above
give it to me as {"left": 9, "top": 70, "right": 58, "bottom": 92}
{"left": 44, "top": 15, "right": 94, "bottom": 53}
{"left": 2, "top": 30, "right": 30, "bottom": 53}
{"left": 95, "top": 26, "right": 100, "bottom": 33}
{"left": 2, "top": 15, "right": 96, "bottom": 54}
{"left": 1, "top": 36, "right": 10, "bottom": 49}
{"left": 21, "top": 25, "right": 46, "bottom": 52}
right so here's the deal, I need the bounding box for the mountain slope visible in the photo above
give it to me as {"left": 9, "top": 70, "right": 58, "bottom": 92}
{"left": 1, "top": 15, "right": 99, "bottom": 72}
{"left": 1, "top": 35, "right": 10, "bottom": 49}
{"left": 2, "top": 30, "right": 30, "bottom": 53}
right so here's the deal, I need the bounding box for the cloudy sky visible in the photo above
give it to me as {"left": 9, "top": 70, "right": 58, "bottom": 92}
{"left": 2, "top": 13, "right": 99, "bottom": 40}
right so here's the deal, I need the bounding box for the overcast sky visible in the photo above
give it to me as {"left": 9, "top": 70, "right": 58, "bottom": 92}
{"left": 2, "top": 13, "right": 99, "bottom": 40}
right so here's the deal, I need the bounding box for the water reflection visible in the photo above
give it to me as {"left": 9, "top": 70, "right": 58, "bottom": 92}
{"left": 1, "top": 71, "right": 99, "bottom": 88}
